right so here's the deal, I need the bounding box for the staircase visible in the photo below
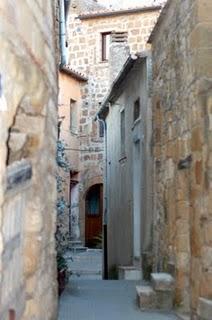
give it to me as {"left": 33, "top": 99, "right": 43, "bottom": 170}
{"left": 136, "top": 273, "right": 175, "bottom": 311}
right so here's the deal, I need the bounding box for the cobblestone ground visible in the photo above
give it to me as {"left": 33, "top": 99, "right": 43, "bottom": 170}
{"left": 58, "top": 249, "right": 179, "bottom": 320}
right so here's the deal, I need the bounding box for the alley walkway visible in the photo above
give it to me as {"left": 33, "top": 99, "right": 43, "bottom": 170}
{"left": 58, "top": 249, "right": 179, "bottom": 320}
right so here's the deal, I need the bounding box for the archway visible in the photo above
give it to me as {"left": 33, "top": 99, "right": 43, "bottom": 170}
{"left": 85, "top": 184, "right": 103, "bottom": 248}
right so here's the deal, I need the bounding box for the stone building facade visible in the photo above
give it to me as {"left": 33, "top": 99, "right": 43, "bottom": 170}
{"left": 66, "top": 0, "right": 161, "bottom": 244}
{"left": 150, "top": 0, "right": 212, "bottom": 318}
{"left": 0, "top": 1, "right": 58, "bottom": 319}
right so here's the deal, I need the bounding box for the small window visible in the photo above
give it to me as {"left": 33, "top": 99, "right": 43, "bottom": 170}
{"left": 70, "top": 99, "right": 77, "bottom": 134}
{"left": 120, "top": 109, "right": 125, "bottom": 156}
{"left": 101, "top": 32, "right": 111, "bottom": 61}
{"left": 134, "top": 98, "right": 140, "bottom": 122}
{"left": 99, "top": 121, "right": 104, "bottom": 138}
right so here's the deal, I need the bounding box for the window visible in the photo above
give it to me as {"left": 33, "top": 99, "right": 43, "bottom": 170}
{"left": 99, "top": 121, "right": 104, "bottom": 138}
{"left": 120, "top": 109, "right": 125, "bottom": 157}
{"left": 134, "top": 98, "right": 140, "bottom": 122}
{"left": 70, "top": 99, "right": 77, "bottom": 134}
{"left": 101, "top": 32, "right": 111, "bottom": 61}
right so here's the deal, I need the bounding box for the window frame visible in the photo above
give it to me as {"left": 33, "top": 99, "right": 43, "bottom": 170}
{"left": 120, "top": 108, "right": 126, "bottom": 157}
{"left": 101, "top": 32, "right": 111, "bottom": 62}
{"left": 134, "top": 98, "right": 141, "bottom": 123}
{"left": 70, "top": 98, "right": 78, "bottom": 134}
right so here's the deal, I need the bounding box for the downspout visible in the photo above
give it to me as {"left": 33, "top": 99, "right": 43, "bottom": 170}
{"left": 96, "top": 115, "right": 108, "bottom": 279}
{"left": 59, "top": 0, "right": 67, "bottom": 66}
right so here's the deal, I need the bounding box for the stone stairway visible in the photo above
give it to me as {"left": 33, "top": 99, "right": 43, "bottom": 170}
{"left": 136, "top": 273, "right": 175, "bottom": 311}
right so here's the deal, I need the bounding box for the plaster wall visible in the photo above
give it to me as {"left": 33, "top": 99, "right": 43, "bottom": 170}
{"left": 106, "top": 58, "right": 153, "bottom": 277}
{"left": 57, "top": 71, "right": 82, "bottom": 245}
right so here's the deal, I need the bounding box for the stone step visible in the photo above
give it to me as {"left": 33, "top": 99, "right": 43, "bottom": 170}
{"left": 137, "top": 273, "right": 175, "bottom": 312}
{"left": 151, "top": 273, "right": 175, "bottom": 311}
{"left": 136, "top": 285, "right": 156, "bottom": 310}
{"left": 70, "top": 246, "right": 88, "bottom": 252}
{"left": 69, "top": 240, "right": 83, "bottom": 247}
{"left": 118, "top": 266, "right": 142, "bottom": 280}
{"left": 151, "top": 273, "right": 175, "bottom": 292}
{"left": 197, "top": 297, "right": 212, "bottom": 320}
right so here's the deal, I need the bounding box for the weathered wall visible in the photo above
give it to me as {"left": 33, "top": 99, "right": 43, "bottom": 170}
{"left": 67, "top": 5, "right": 160, "bottom": 244}
{"left": 106, "top": 57, "right": 153, "bottom": 277}
{"left": 57, "top": 71, "right": 82, "bottom": 247}
{"left": 151, "top": 0, "right": 212, "bottom": 317}
{"left": 0, "top": 1, "right": 58, "bottom": 319}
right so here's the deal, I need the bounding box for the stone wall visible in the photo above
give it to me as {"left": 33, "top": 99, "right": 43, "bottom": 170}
{"left": 67, "top": 4, "right": 160, "bottom": 243}
{"left": 151, "top": 0, "right": 212, "bottom": 317}
{"left": 0, "top": 1, "right": 58, "bottom": 319}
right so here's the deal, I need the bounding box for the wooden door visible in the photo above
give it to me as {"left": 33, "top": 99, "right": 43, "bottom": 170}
{"left": 85, "top": 184, "right": 103, "bottom": 248}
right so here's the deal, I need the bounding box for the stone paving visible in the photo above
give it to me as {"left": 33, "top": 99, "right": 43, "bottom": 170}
{"left": 58, "top": 249, "right": 179, "bottom": 320}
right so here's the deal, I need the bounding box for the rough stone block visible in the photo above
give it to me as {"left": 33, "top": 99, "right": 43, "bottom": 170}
{"left": 118, "top": 266, "right": 142, "bottom": 280}
{"left": 151, "top": 273, "right": 175, "bottom": 292}
{"left": 197, "top": 297, "right": 212, "bottom": 320}
{"left": 155, "top": 290, "right": 174, "bottom": 311}
{"left": 136, "top": 285, "right": 156, "bottom": 310}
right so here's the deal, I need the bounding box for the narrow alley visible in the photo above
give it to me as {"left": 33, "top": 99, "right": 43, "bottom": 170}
{"left": 0, "top": 0, "right": 212, "bottom": 320}
{"left": 58, "top": 250, "right": 179, "bottom": 320}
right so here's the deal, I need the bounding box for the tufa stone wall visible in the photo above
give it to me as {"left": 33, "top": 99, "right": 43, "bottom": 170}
{"left": 67, "top": 6, "right": 160, "bottom": 243}
{"left": 151, "top": 0, "right": 212, "bottom": 317}
{"left": 0, "top": 1, "right": 58, "bottom": 319}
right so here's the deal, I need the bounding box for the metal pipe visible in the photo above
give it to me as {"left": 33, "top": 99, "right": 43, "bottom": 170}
{"left": 59, "top": 0, "right": 67, "bottom": 66}
{"left": 96, "top": 115, "right": 108, "bottom": 279}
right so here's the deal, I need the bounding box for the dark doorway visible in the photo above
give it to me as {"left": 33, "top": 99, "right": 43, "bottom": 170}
{"left": 85, "top": 184, "right": 103, "bottom": 248}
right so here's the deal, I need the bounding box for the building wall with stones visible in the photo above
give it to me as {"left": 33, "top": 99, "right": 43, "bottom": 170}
{"left": 0, "top": 1, "right": 58, "bottom": 320}
{"left": 66, "top": 2, "right": 161, "bottom": 244}
{"left": 150, "top": 0, "right": 212, "bottom": 317}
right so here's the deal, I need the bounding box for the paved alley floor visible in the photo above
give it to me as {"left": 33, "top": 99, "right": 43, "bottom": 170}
{"left": 58, "top": 249, "right": 179, "bottom": 320}
{"left": 58, "top": 280, "right": 179, "bottom": 320}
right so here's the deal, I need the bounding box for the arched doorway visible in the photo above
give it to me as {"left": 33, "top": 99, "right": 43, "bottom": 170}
{"left": 85, "top": 184, "right": 103, "bottom": 248}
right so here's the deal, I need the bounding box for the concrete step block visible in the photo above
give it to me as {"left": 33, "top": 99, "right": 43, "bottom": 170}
{"left": 155, "top": 289, "right": 174, "bottom": 311}
{"left": 151, "top": 272, "right": 175, "bottom": 292}
{"left": 118, "top": 266, "right": 142, "bottom": 280}
{"left": 197, "top": 297, "right": 212, "bottom": 320}
{"left": 136, "top": 285, "right": 156, "bottom": 310}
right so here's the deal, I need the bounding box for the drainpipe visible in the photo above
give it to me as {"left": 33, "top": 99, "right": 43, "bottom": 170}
{"left": 59, "top": 0, "right": 67, "bottom": 66}
{"left": 96, "top": 115, "right": 108, "bottom": 279}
